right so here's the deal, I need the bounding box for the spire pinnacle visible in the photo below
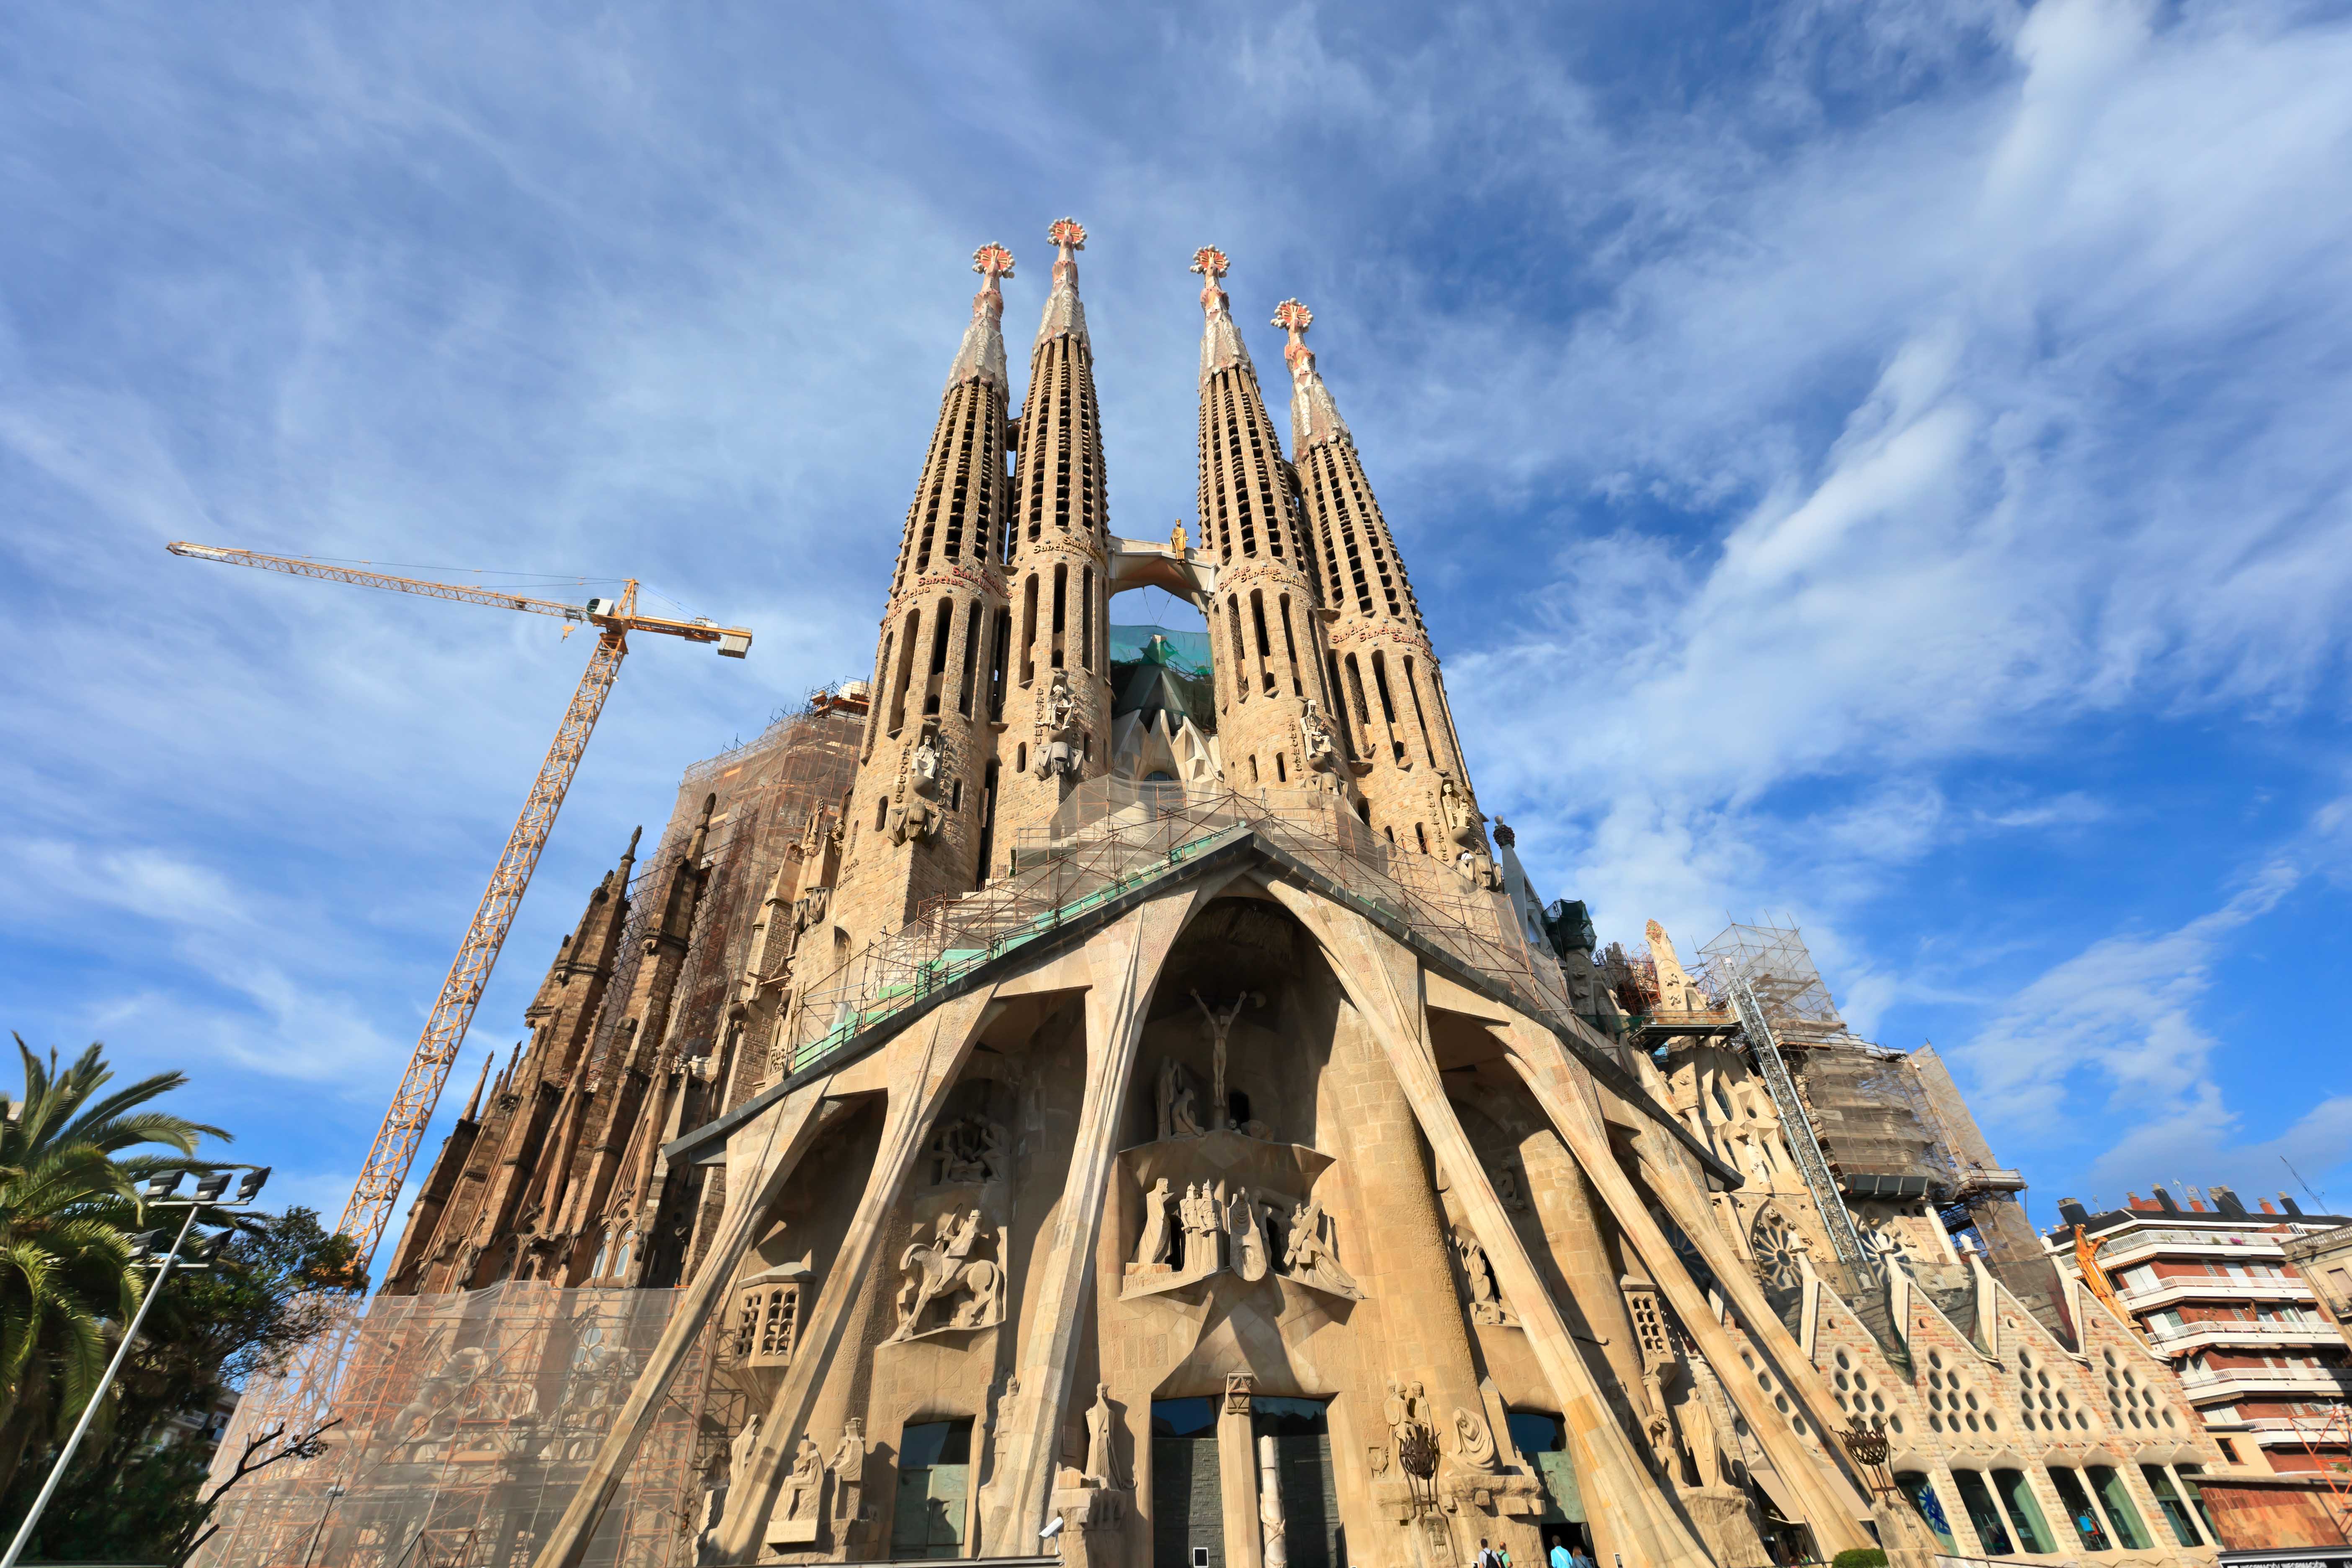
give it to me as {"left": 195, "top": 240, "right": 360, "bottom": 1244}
{"left": 1274, "top": 297, "right": 1351, "bottom": 451}
{"left": 461, "top": 1050, "right": 493, "bottom": 1121}
{"left": 1035, "top": 219, "right": 1089, "bottom": 347}
{"left": 1191, "top": 246, "right": 1251, "bottom": 383}
{"left": 947, "top": 243, "right": 1016, "bottom": 391}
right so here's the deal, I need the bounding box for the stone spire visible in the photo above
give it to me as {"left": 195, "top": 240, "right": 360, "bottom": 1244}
{"left": 836, "top": 242, "right": 1019, "bottom": 948}
{"left": 1278, "top": 297, "right": 1491, "bottom": 890}
{"left": 993, "top": 218, "right": 1115, "bottom": 870}
{"left": 945, "top": 241, "right": 1015, "bottom": 393}
{"left": 1190, "top": 248, "right": 1350, "bottom": 799}
{"left": 1193, "top": 245, "right": 1253, "bottom": 384}
{"left": 1034, "top": 216, "right": 1089, "bottom": 349}
{"left": 1274, "top": 299, "right": 1350, "bottom": 454}
{"left": 459, "top": 1050, "right": 493, "bottom": 1122}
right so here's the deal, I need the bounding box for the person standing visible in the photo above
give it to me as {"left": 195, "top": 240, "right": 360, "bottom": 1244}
{"left": 1547, "top": 1537, "right": 1573, "bottom": 1568}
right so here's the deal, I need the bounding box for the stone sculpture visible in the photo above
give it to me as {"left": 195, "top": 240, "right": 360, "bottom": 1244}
{"left": 1455, "top": 1233, "right": 1516, "bottom": 1326}
{"left": 888, "top": 1210, "right": 1005, "bottom": 1340}
{"left": 771, "top": 1434, "right": 825, "bottom": 1545}
{"left": 1133, "top": 1176, "right": 1174, "bottom": 1270}
{"left": 1448, "top": 1406, "right": 1499, "bottom": 1472}
{"left": 1083, "top": 1382, "right": 1125, "bottom": 1488}
{"left": 1227, "top": 1185, "right": 1270, "bottom": 1281}
{"left": 888, "top": 727, "right": 944, "bottom": 845}
{"left": 830, "top": 1418, "right": 869, "bottom": 1542}
{"left": 1191, "top": 989, "right": 1260, "bottom": 1130}
{"left": 1279, "top": 1196, "right": 1362, "bottom": 1298}
{"left": 1033, "top": 668, "right": 1085, "bottom": 780}
{"left": 1298, "top": 697, "right": 1341, "bottom": 776}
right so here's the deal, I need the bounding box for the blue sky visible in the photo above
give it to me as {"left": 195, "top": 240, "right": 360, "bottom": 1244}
{"left": 2, "top": 1, "right": 2347, "bottom": 1248}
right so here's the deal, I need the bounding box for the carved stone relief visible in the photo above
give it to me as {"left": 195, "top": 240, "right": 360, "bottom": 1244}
{"left": 926, "top": 1114, "right": 1007, "bottom": 1186}
{"left": 1454, "top": 1233, "right": 1517, "bottom": 1326}
{"left": 886, "top": 1208, "right": 1006, "bottom": 1341}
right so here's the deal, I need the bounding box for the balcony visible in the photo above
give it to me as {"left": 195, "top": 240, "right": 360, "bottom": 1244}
{"left": 2115, "top": 1274, "right": 2316, "bottom": 1311}
{"left": 2179, "top": 1364, "right": 2352, "bottom": 1400}
{"left": 2246, "top": 1420, "right": 2352, "bottom": 1450}
{"left": 2094, "top": 1227, "right": 2292, "bottom": 1271}
{"left": 2149, "top": 1317, "right": 2349, "bottom": 1355}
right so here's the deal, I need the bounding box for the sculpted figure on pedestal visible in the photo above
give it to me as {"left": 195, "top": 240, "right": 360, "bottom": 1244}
{"left": 1083, "top": 1383, "right": 1125, "bottom": 1488}
{"left": 1134, "top": 1177, "right": 1174, "bottom": 1269}
{"left": 1033, "top": 669, "right": 1085, "bottom": 781}
{"left": 888, "top": 726, "right": 944, "bottom": 845}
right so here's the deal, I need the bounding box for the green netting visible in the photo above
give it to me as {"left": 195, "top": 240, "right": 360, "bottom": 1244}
{"left": 1108, "top": 623, "right": 1213, "bottom": 679}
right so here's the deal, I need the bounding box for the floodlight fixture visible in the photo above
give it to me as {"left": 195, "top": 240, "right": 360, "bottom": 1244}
{"left": 143, "top": 1170, "right": 184, "bottom": 1202}
{"left": 235, "top": 1166, "right": 271, "bottom": 1204}
{"left": 193, "top": 1170, "right": 234, "bottom": 1203}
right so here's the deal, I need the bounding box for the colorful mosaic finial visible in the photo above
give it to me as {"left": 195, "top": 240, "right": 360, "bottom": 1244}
{"left": 1191, "top": 247, "right": 1248, "bottom": 382}
{"left": 972, "top": 243, "right": 1016, "bottom": 281}
{"left": 1275, "top": 297, "right": 1349, "bottom": 451}
{"left": 1036, "top": 221, "right": 1088, "bottom": 346}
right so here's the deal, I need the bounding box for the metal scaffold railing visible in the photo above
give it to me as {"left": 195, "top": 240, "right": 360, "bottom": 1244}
{"left": 776, "top": 778, "right": 1560, "bottom": 1078}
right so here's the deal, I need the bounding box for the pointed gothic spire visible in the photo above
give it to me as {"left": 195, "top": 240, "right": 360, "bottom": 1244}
{"left": 460, "top": 1050, "right": 493, "bottom": 1122}
{"left": 1274, "top": 299, "right": 1351, "bottom": 453}
{"left": 1191, "top": 246, "right": 1252, "bottom": 383}
{"left": 947, "top": 242, "right": 1016, "bottom": 392}
{"left": 1035, "top": 218, "right": 1088, "bottom": 348}
{"left": 683, "top": 794, "right": 716, "bottom": 862}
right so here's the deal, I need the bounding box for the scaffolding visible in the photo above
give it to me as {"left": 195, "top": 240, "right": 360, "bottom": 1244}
{"left": 195, "top": 1283, "right": 709, "bottom": 1568}
{"left": 777, "top": 776, "right": 1563, "bottom": 1075}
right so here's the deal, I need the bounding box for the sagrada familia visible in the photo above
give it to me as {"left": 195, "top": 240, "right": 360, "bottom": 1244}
{"left": 204, "top": 222, "right": 2240, "bottom": 1568}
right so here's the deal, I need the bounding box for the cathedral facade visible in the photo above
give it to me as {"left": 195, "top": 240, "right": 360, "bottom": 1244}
{"left": 351, "top": 223, "right": 2233, "bottom": 1568}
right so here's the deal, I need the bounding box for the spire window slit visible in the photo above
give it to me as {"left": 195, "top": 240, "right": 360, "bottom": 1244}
{"left": 1050, "top": 564, "right": 1068, "bottom": 669}
{"left": 957, "top": 606, "right": 982, "bottom": 718}
{"left": 924, "top": 598, "right": 954, "bottom": 717}
{"left": 1277, "top": 594, "right": 1305, "bottom": 696}
{"left": 1019, "top": 575, "right": 1039, "bottom": 689}
{"left": 1403, "top": 655, "right": 1437, "bottom": 767}
{"left": 888, "top": 608, "right": 921, "bottom": 737}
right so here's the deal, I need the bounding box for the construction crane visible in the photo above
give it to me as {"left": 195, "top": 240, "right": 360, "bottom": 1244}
{"left": 164, "top": 541, "right": 752, "bottom": 1427}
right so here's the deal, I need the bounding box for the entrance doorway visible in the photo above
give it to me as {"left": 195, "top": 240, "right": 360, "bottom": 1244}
{"left": 1254, "top": 1397, "right": 1341, "bottom": 1568}
{"left": 1507, "top": 1412, "right": 1590, "bottom": 1553}
{"left": 1153, "top": 1397, "right": 1224, "bottom": 1568}
{"left": 894, "top": 1417, "right": 974, "bottom": 1558}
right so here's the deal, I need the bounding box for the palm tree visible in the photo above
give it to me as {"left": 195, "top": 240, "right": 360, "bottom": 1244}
{"left": 0, "top": 1037, "right": 227, "bottom": 1500}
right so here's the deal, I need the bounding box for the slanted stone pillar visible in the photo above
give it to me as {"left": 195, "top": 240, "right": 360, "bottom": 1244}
{"left": 978, "top": 886, "right": 1212, "bottom": 1550}
{"left": 1492, "top": 1014, "right": 1875, "bottom": 1558}
{"left": 1264, "top": 883, "right": 1714, "bottom": 1568}
{"left": 714, "top": 985, "right": 1005, "bottom": 1561}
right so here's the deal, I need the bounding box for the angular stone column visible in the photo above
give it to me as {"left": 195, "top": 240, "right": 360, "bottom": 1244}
{"left": 530, "top": 1074, "right": 840, "bottom": 1568}
{"left": 715, "top": 985, "right": 1004, "bottom": 1561}
{"left": 1220, "top": 1382, "right": 1265, "bottom": 1568}
{"left": 1264, "top": 884, "right": 1714, "bottom": 1568}
{"left": 977, "top": 887, "right": 1210, "bottom": 1553}
{"left": 1493, "top": 1016, "right": 1874, "bottom": 1556}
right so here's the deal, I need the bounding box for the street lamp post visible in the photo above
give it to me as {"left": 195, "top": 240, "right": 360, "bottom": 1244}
{"left": 0, "top": 1164, "right": 269, "bottom": 1568}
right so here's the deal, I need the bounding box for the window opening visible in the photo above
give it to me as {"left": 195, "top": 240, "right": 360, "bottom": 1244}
{"left": 1370, "top": 651, "right": 1404, "bottom": 763}
{"left": 1250, "top": 591, "right": 1275, "bottom": 694}
{"left": 875, "top": 798, "right": 889, "bottom": 833}
{"left": 1992, "top": 1468, "right": 2056, "bottom": 1554}
{"left": 1052, "top": 563, "right": 1068, "bottom": 670}
{"left": 1151, "top": 1398, "right": 1222, "bottom": 1568}
{"left": 1020, "top": 575, "right": 1039, "bottom": 689}
{"left": 2086, "top": 1467, "right": 2151, "bottom": 1550}
{"left": 1081, "top": 567, "right": 1095, "bottom": 671}
{"left": 1277, "top": 594, "right": 1304, "bottom": 696}
{"left": 987, "top": 609, "right": 1010, "bottom": 722}
{"left": 888, "top": 608, "right": 920, "bottom": 736}
{"left": 1895, "top": 1472, "right": 1958, "bottom": 1554}
{"left": 2138, "top": 1466, "right": 2203, "bottom": 1547}
{"left": 958, "top": 606, "right": 981, "bottom": 717}
{"left": 1950, "top": 1470, "right": 2014, "bottom": 1556}
{"left": 924, "top": 598, "right": 953, "bottom": 717}
{"left": 973, "top": 760, "right": 1000, "bottom": 888}
{"left": 1403, "top": 655, "right": 1438, "bottom": 766}
{"left": 2047, "top": 1467, "right": 2113, "bottom": 1551}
